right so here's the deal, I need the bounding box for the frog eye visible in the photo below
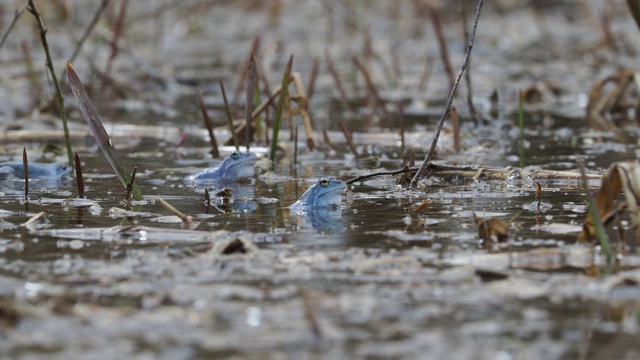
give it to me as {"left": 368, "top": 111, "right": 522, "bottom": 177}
{"left": 230, "top": 151, "right": 240, "bottom": 160}
{"left": 319, "top": 178, "right": 330, "bottom": 187}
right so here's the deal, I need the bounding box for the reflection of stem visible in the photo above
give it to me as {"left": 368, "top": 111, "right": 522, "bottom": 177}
{"left": 410, "top": 0, "right": 484, "bottom": 188}
{"left": 27, "top": 0, "right": 74, "bottom": 167}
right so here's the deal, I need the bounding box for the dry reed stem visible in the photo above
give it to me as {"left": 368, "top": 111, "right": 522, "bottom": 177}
{"left": 233, "top": 37, "right": 260, "bottom": 105}
{"left": 352, "top": 56, "right": 388, "bottom": 115}
{"left": 198, "top": 91, "right": 220, "bottom": 158}
{"left": 325, "top": 49, "right": 352, "bottom": 116}
{"left": 339, "top": 122, "right": 359, "bottom": 158}
{"left": 429, "top": 4, "right": 455, "bottom": 88}
{"left": 245, "top": 54, "right": 258, "bottom": 149}
{"left": 74, "top": 153, "right": 85, "bottom": 198}
{"left": 292, "top": 73, "right": 315, "bottom": 151}
{"left": 157, "top": 198, "right": 195, "bottom": 225}
{"left": 410, "top": 0, "right": 484, "bottom": 188}
{"left": 103, "top": 0, "right": 129, "bottom": 85}
{"left": 68, "top": 0, "right": 110, "bottom": 66}
{"left": 307, "top": 58, "right": 320, "bottom": 101}
{"left": 220, "top": 81, "right": 239, "bottom": 150}
{"left": 461, "top": 2, "right": 478, "bottom": 125}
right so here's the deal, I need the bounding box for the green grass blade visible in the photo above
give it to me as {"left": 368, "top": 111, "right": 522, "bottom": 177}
{"left": 270, "top": 54, "right": 294, "bottom": 163}
{"left": 67, "top": 61, "right": 143, "bottom": 201}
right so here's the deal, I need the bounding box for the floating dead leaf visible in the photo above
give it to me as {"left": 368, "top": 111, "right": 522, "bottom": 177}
{"left": 579, "top": 162, "right": 640, "bottom": 242}
{"left": 474, "top": 213, "right": 510, "bottom": 243}
{"left": 413, "top": 199, "right": 430, "bottom": 215}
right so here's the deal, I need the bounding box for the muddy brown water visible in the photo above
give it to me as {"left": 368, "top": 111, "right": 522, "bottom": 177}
{"left": 1, "top": 1, "right": 640, "bottom": 359}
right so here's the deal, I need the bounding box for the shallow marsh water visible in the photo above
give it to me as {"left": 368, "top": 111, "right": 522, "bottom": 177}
{"left": 1, "top": 1, "right": 640, "bottom": 359}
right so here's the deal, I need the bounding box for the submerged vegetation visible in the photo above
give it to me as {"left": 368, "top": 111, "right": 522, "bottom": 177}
{"left": 0, "top": 0, "right": 640, "bottom": 358}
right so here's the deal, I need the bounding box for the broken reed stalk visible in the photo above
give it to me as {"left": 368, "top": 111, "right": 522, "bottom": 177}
{"left": 26, "top": 0, "right": 73, "bottom": 167}
{"left": 270, "top": 54, "right": 294, "bottom": 163}
{"left": 307, "top": 58, "right": 320, "bottom": 101}
{"left": 429, "top": 5, "right": 455, "bottom": 89}
{"left": 220, "top": 81, "right": 239, "bottom": 150}
{"left": 74, "top": 153, "right": 85, "bottom": 198}
{"left": 157, "top": 198, "right": 195, "bottom": 225}
{"left": 0, "top": 1, "right": 28, "bottom": 53}
{"left": 245, "top": 55, "right": 257, "bottom": 150}
{"left": 518, "top": 90, "right": 525, "bottom": 168}
{"left": 103, "top": 0, "right": 129, "bottom": 83}
{"left": 409, "top": 0, "right": 484, "bottom": 188}
{"left": 198, "top": 91, "right": 220, "bottom": 158}
{"left": 233, "top": 37, "right": 260, "bottom": 105}
{"left": 352, "top": 56, "right": 388, "bottom": 114}
{"left": 577, "top": 158, "right": 612, "bottom": 260}
{"left": 22, "top": 147, "right": 28, "bottom": 200}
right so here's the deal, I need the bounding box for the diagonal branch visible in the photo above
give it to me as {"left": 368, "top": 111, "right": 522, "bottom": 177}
{"left": 409, "top": 0, "right": 484, "bottom": 188}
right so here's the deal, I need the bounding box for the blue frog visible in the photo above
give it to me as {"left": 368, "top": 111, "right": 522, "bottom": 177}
{"left": 289, "top": 177, "right": 347, "bottom": 209}
{"left": 186, "top": 151, "right": 257, "bottom": 181}
{"left": 0, "top": 161, "right": 71, "bottom": 180}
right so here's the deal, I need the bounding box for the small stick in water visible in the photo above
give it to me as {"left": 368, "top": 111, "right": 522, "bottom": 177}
{"left": 157, "top": 198, "right": 195, "bottom": 225}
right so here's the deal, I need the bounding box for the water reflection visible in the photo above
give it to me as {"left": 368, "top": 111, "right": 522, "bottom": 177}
{"left": 291, "top": 207, "right": 345, "bottom": 233}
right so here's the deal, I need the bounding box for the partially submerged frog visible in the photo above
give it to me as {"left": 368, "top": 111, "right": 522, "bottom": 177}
{"left": 289, "top": 177, "right": 347, "bottom": 209}
{"left": 0, "top": 161, "right": 71, "bottom": 180}
{"left": 186, "top": 151, "right": 257, "bottom": 181}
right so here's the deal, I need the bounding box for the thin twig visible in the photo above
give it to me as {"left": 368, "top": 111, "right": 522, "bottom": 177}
{"left": 409, "top": 0, "right": 484, "bottom": 188}
{"left": 27, "top": 0, "right": 74, "bottom": 167}
{"left": 103, "top": 0, "right": 129, "bottom": 84}
{"left": 0, "top": 1, "right": 28, "bottom": 53}
{"left": 346, "top": 167, "right": 414, "bottom": 184}
{"left": 68, "top": 0, "right": 110, "bottom": 65}
{"left": 461, "top": 0, "right": 478, "bottom": 125}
